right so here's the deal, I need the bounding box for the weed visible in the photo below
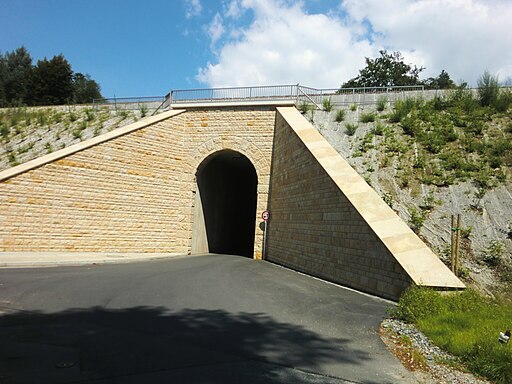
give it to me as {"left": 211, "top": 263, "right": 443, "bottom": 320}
{"left": 376, "top": 96, "right": 387, "bottom": 112}
{"left": 360, "top": 112, "right": 376, "bottom": 123}
{"left": 8, "top": 150, "right": 19, "bottom": 166}
{"left": 298, "top": 102, "right": 313, "bottom": 114}
{"left": 52, "top": 112, "right": 64, "bottom": 124}
{"left": 85, "top": 109, "right": 96, "bottom": 122}
{"left": 460, "top": 226, "right": 473, "bottom": 239}
{"left": 72, "top": 129, "right": 82, "bottom": 140}
{"left": 322, "top": 98, "right": 333, "bottom": 112}
{"left": 140, "top": 104, "right": 149, "bottom": 117}
{"left": 477, "top": 71, "right": 499, "bottom": 107}
{"left": 350, "top": 103, "right": 357, "bottom": 111}
{"left": 382, "top": 192, "right": 393, "bottom": 208}
{"left": 345, "top": 123, "right": 358, "bottom": 136}
{"left": 69, "top": 111, "right": 78, "bottom": 122}
{"left": 408, "top": 207, "right": 428, "bottom": 233}
{"left": 335, "top": 109, "right": 345, "bottom": 122}
{"left": 0, "top": 123, "right": 10, "bottom": 139}
{"left": 372, "top": 121, "right": 385, "bottom": 135}
{"left": 44, "top": 142, "right": 53, "bottom": 154}
{"left": 483, "top": 240, "right": 505, "bottom": 266}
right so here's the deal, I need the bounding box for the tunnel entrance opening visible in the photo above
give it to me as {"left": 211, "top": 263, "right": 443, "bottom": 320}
{"left": 194, "top": 150, "right": 258, "bottom": 258}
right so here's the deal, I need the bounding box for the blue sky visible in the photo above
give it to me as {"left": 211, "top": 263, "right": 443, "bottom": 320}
{"left": 2, "top": 0, "right": 511, "bottom": 98}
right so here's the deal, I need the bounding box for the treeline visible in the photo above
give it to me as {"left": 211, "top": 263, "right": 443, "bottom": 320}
{"left": 0, "top": 46, "right": 102, "bottom": 107}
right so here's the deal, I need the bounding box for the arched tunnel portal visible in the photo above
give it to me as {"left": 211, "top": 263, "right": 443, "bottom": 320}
{"left": 192, "top": 150, "right": 258, "bottom": 258}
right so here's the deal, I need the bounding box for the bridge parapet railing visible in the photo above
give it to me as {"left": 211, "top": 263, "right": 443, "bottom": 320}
{"left": 169, "top": 84, "right": 299, "bottom": 104}
{"left": 92, "top": 96, "right": 167, "bottom": 115}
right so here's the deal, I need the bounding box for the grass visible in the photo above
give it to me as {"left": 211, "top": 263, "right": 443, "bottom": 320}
{"left": 360, "top": 112, "right": 376, "bottom": 123}
{"left": 334, "top": 109, "right": 345, "bottom": 122}
{"left": 322, "top": 98, "right": 333, "bottom": 112}
{"left": 392, "top": 287, "right": 512, "bottom": 384}
{"left": 345, "top": 122, "right": 358, "bottom": 136}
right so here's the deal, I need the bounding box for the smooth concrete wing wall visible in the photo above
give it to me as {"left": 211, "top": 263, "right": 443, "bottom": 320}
{"left": 267, "top": 107, "right": 464, "bottom": 301}
{"left": 0, "top": 107, "right": 277, "bottom": 258}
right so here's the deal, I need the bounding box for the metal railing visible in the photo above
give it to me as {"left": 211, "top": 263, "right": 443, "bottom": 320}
{"left": 92, "top": 84, "right": 428, "bottom": 112}
{"left": 92, "top": 96, "right": 166, "bottom": 112}
{"left": 168, "top": 84, "right": 425, "bottom": 106}
{"left": 169, "top": 84, "right": 299, "bottom": 104}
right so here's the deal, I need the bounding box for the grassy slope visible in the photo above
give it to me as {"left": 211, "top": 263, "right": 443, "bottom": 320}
{"left": 0, "top": 105, "right": 148, "bottom": 170}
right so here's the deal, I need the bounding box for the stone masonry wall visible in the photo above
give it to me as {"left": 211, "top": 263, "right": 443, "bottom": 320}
{"left": 0, "top": 107, "right": 276, "bottom": 257}
{"left": 267, "top": 109, "right": 413, "bottom": 300}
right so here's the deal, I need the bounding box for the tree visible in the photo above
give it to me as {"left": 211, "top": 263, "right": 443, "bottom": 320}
{"left": 29, "top": 54, "right": 73, "bottom": 105}
{"left": 341, "top": 50, "right": 424, "bottom": 89}
{"left": 424, "top": 70, "right": 455, "bottom": 90}
{"left": 72, "top": 72, "right": 102, "bottom": 104}
{"left": 0, "top": 46, "right": 33, "bottom": 106}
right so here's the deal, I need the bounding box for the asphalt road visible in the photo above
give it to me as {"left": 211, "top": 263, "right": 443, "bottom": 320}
{"left": 0, "top": 254, "right": 417, "bottom": 383}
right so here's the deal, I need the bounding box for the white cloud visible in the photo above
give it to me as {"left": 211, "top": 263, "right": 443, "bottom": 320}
{"left": 208, "top": 13, "right": 225, "bottom": 50}
{"left": 184, "top": 0, "right": 202, "bottom": 18}
{"left": 198, "top": 0, "right": 374, "bottom": 87}
{"left": 342, "top": 0, "right": 512, "bottom": 84}
{"left": 197, "top": 0, "right": 512, "bottom": 87}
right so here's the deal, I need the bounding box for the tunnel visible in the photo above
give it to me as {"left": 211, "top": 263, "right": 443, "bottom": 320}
{"left": 195, "top": 150, "right": 258, "bottom": 257}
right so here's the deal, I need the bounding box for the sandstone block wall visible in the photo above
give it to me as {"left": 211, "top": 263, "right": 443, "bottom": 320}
{"left": 0, "top": 107, "right": 276, "bottom": 257}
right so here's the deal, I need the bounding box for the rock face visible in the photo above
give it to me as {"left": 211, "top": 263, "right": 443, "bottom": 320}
{"left": 311, "top": 104, "right": 512, "bottom": 292}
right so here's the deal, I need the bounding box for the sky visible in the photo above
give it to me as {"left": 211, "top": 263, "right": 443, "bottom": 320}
{"left": 1, "top": 0, "right": 511, "bottom": 98}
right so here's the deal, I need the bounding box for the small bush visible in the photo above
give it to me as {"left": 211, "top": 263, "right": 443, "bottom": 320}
{"left": 140, "top": 104, "right": 149, "bottom": 117}
{"left": 350, "top": 103, "right": 357, "bottom": 111}
{"left": 298, "top": 102, "right": 313, "bottom": 114}
{"left": 334, "top": 109, "right": 345, "bottom": 122}
{"left": 360, "top": 112, "right": 376, "bottom": 123}
{"left": 85, "top": 109, "right": 96, "bottom": 122}
{"left": 408, "top": 207, "right": 428, "bottom": 233}
{"left": 376, "top": 96, "right": 388, "bottom": 112}
{"left": 322, "top": 98, "right": 333, "bottom": 112}
{"left": 483, "top": 240, "right": 505, "bottom": 266}
{"left": 477, "top": 71, "right": 499, "bottom": 107}
{"left": 345, "top": 122, "right": 358, "bottom": 136}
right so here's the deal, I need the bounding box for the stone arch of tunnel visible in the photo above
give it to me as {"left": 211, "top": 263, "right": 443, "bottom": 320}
{"left": 191, "top": 149, "right": 258, "bottom": 258}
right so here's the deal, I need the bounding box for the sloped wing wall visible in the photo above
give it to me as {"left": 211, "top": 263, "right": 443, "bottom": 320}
{"left": 267, "top": 107, "right": 464, "bottom": 300}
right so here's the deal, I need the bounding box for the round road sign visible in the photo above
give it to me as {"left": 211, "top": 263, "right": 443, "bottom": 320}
{"left": 262, "top": 210, "right": 270, "bottom": 221}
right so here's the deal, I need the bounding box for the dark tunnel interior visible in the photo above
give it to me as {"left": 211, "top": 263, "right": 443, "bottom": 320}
{"left": 197, "top": 150, "right": 258, "bottom": 257}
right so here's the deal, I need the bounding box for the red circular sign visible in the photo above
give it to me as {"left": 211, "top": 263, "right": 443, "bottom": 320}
{"left": 262, "top": 210, "right": 270, "bottom": 221}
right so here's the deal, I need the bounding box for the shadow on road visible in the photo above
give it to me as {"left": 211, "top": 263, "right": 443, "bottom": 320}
{"left": 0, "top": 306, "right": 384, "bottom": 383}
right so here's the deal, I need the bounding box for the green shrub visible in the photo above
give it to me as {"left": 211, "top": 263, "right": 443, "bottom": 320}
{"left": 408, "top": 207, "right": 428, "bottom": 233}
{"left": 350, "top": 103, "right": 357, "bottom": 111}
{"left": 495, "top": 89, "right": 512, "bottom": 113}
{"left": 345, "top": 122, "right": 358, "bottom": 136}
{"left": 360, "top": 112, "right": 376, "bottom": 123}
{"left": 298, "top": 102, "right": 313, "bottom": 114}
{"left": 0, "top": 123, "right": 9, "bottom": 139}
{"left": 483, "top": 240, "right": 505, "bottom": 266}
{"left": 322, "top": 98, "right": 333, "bottom": 112}
{"left": 140, "top": 104, "right": 149, "bottom": 117}
{"left": 478, "top": 71, "right": 500, "bottom": 107}
{"left": 369, "top": 121, "right": 384, "bottom": 136}
{"left": 376, "top": 96, "right": 387, "bottom": 112}
{"left": 389, "top": 97, "right": 421, "bottom": 123}
{"left": 334, "top": 109, "right": 345, "bottom": 122}
{"left": 85, "top": 109, "right": 96, "bottom": 122}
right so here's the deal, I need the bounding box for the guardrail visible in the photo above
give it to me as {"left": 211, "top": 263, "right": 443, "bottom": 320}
{"left": 92, "top": 96, "right": 166, "bottom": 113}
{"left": 167, "top": 84, "right": 425, "bottom": 107}
{"left": 93, "top": 84, "right": 428, "bottom": 112}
